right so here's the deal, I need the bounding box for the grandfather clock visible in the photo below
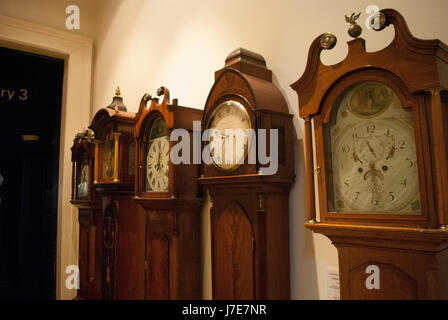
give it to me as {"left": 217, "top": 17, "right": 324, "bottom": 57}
{"left": 89, "top": 88, "right": 143, "bottom": 299}
{"left": 133, "top": 87, "right": 202, "bottom": 299}
{"left": 200, "top": 48, "right": 295, "bottom": 299}
{"left": 291, "top": 9, "right": 448, "bottom": 299}
{"left": 70, "top": 128, "right": 101, "bottom": 299}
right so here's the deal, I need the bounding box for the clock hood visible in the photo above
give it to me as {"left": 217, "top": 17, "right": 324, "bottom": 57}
{"left": 89, "top": 89, "right": 135, "bottom": 140}
{"left": 204, "top": 48, "right": 289, "bottom": 118}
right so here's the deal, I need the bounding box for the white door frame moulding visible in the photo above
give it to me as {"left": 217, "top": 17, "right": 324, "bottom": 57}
{"left": 0, "top": 14, "right": 93, "bottom": 300}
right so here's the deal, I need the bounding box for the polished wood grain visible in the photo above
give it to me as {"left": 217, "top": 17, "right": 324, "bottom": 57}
{"left": 201, "top": 48, "right": 294, "bottom": 300}
{"left": 306, "top": 222, "right": 448, "bottom": 299}
{"left": 88, "top": 92, "right": 143, "bottom": 299}
{"left": 133, "top": 87, "right": 203, "bottom": 300}
{"left": 292, "top": 9, "right": 448, "bottom": 299}
{"left": 214, "top": 201, "right": 254, "bottom": 300}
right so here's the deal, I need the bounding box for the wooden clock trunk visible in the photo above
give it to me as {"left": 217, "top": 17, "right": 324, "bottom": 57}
{"left": 200, "top": 48, "right": 294, "bottom": 300}
{"left": 133, "top": 88, "right": 203, "bottom": 299}
{"left": 89, "top": 90, "right": 146, "bottom": 299}
{"left": 70, "top": 132, "right": 103, "bottom": 299}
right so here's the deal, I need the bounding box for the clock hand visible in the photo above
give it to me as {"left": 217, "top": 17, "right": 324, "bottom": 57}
{"left": 366, "top": 140, "right": 376, "bottom": 157}
{"left": 352, "top": 146, "right": 363, "bottom": 164}
{"left": 386, "top": 145, "right": 396, "bottom": 160}
{"left": 353, "top": 152, "right": 363, "bottom": 164}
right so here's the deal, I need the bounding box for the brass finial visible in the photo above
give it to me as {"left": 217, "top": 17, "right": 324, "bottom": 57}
{"left": 115, "top": 86, "right": 121, "bottom": 96}
{"left": 345, "top": 12, "right": 362, "bottom": 38}
{"left": 320, "top": 33, "right": 337, "bottom": 50}
{"left": 370, "top": 11, "right": 386, "bottom": 31}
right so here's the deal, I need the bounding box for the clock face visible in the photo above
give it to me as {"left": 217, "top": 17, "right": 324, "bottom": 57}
{"left": 102, "top": 130, "right": 115, "bottom": 179}
{"left": 208, "top": 100, "right": 251, "bottom": 171}
{"left": 77, "top": 159, "right": 89, "bottom": 199}
{"left": 324, "top": 81, "right": 421, "bottom": 214}
{"left": 145, "top": 117, "right": 169, "bottom": 192}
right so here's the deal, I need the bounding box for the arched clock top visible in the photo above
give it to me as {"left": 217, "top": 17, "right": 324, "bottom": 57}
{"left": 134, "top": 86, "right": 175, "bottom": 138}
{"left": 319, "top": 68, "right": 417, "bottom": 123}
{"left": 291, "top": 8, "right": 448, "bottom": 118}
{"left": 204, "top": 48, "right": 289, "bottom": 120}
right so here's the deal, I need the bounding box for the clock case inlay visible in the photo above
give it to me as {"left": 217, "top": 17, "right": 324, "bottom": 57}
{"left": 200, "top": 48, "right": 295, "bottom": 300}
{"left": 133, "top": 87, "right": 203, "bottom": 299}
{"left": 291, "top": 9, "right": 448, "bottom": 299}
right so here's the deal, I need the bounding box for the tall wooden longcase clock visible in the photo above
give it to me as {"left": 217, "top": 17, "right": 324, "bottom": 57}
{"left": 291, "top": 9, "right": 448, "bottom": 299}
{"left": 70, "top": 128, "right": 101, "bottom": 299}
{"left": 89, "top": 88, "right": 144, "bottom": 299}
{"left": 200, "top": 48, "right": 295, "bottom": 299}
{"left": 134, "top": 87, "right": 203, "bottom": 299}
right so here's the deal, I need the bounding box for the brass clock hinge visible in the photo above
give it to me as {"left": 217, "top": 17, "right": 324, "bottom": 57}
{"left": 314, "top": 167, "right": 321, "bottom": 174}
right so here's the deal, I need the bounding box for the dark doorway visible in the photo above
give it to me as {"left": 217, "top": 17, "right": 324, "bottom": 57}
{"left": 0, "top": 46, "right": 64, "bottom": 299}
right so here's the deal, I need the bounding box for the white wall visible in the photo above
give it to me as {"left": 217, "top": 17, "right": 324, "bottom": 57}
{"left": 0, "top": 0, "right": 98, "bottom": 39}
{"left": 92, "top": 0, "right": 448, "bottom": 299}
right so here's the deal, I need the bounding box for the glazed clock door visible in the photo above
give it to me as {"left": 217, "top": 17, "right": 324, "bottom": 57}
{"left": 102, "top": 130, "right": 115, "bottom": 180}
{"left": 214, "top": 201, "right": 254, "bottom": 300}
{"left": 324, "top": 81, "right": 421, "bottom": 214}
{"left": 145, "top": 117, "right": 169, "bottom": 193}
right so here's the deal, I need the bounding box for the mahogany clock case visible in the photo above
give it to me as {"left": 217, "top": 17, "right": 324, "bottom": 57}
{"left": 134, "top": 87, "right": 203, "bottom": 200}
{"left": 133, "top": 87, "right": 203, "bottom": 300}
{"left": 89, "top": 105, "right": 136, "bottom": 188}
{"left": 87, "top": 92, "right": 144, "bottom": 299}
{"left": 292, "top": 8, "right": 448, "bottom": 299}
{"left": 200, "top": 48, "right": 295, "bottom": 300}
{"left": 291, "top": 9, "right": 448, "bottom": 228}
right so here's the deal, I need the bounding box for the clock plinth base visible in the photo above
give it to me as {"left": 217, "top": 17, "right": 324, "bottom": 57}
{"left": 306, "top": 223, "right": 448, "bottom": 299}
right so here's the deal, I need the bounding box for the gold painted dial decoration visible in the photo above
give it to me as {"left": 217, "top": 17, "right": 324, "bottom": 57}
{"left": 102, "top": 130, "right": 115, "bottom": 179}
{"left": 208, "top": 100, "right": 251, "bottom": 171}
{"left": 324, "top": 81, "right": 421, "bottom": 214}
{"left": 145, "top": 117, "right": 169, "bottom": 192}
{"left": 349, "top": 82, "right": 392, "bottom": 117}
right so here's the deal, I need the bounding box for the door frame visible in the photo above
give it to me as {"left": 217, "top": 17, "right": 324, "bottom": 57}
{"left": 0, "top": 14, "right": 93, "bottom": 300}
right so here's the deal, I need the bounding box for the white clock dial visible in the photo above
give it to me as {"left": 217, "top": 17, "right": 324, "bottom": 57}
{"left": 146, "top": 136, "right": 169, "bottom": 192}
{"left": 208, "top": 100, "right": 251, "bottom": 171}
{"left": 145, "top": 117, "right": 170, "bottom": 193}
{"left": 325, "top": 81, "right": 421, "bottom": 214}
